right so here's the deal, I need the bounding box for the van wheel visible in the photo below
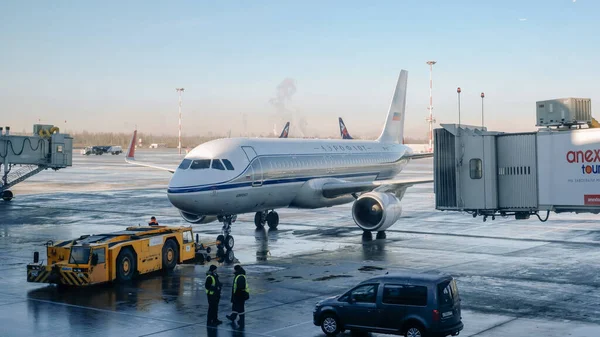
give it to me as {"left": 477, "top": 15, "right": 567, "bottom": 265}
{"left": 405, "top": 325, "right": 425, "bottom": 337}
{"left": 162, "top": 239, "right": 178, "bottom": 270}
{"left": 116, "top": 248, "right": 136, "bottom": 282}
{"left": 320, "top": 313, "right": 341, "bottom": 336}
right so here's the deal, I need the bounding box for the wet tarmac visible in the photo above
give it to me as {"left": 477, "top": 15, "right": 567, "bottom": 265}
{"left": 1, "top": 150, "right": 600, "bottom": 336}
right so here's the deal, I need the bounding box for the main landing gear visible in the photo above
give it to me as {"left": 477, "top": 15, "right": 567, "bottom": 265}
{"left": 254, "top": 210, "right": 279, "bottom": 230}
{"left": 216, "top": 215, "right": 236, "bottom": 250}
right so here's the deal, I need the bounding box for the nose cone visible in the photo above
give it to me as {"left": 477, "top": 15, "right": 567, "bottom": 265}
{"left": 167, "top": 169, "right": 189, "bottom": 210}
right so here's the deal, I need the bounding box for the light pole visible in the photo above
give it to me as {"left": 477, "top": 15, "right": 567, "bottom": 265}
{"left": 481, "top": 92, "right": 485, "bottom": 128}
{"left": 176, "top": 88, "right": 185, "bottom": 155}
{"left": 457, "top": 87, "right": 462, "bottom": 129}
{"left": 426, "top": 61, "right": 437, "bottom": 153}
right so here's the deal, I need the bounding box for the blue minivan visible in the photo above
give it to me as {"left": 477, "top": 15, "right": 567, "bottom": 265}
{"left": 313, "top": 273, "right": 463, "bottom": 337}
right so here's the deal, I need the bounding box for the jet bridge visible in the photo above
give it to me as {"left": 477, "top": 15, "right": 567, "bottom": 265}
{"left": 434, "top": 97, "right": 600, "bottom": 221}
{"left": 0, "top": 124, "right": 72, "bottom": 201}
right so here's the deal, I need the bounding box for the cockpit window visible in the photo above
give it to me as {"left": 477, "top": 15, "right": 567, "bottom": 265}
{"left": 212, "top": 159, "right": 225, "bottom": 170}
{"left": 178, "top": 159, "right": 192, "bottom": 170}
{"left": 222, "top": 159, "right": 234, "bottom": 170}
{"left": 190, "top": 159, "right": 211, "bottom": 169}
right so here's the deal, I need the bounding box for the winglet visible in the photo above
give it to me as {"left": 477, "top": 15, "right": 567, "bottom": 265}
{"left": 279, "top": 122, "right": 290, "bottom": 138}
{"left": 339, "top": 117, "right": 353, "bottom": 139}
{"left": 377, "top": 70, "right": 408, "bottom": 143}
{"left": 126, "top": 130, "right": 137, "bottom": 160}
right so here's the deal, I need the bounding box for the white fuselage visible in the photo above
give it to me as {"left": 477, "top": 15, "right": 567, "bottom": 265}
{"left": 167, "top": 137, "right": 412, "bottom": 217}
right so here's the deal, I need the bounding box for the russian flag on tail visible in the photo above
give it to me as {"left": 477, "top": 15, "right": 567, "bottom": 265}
{"left": 392, "top": 112, "right": 401, "bottom": 121}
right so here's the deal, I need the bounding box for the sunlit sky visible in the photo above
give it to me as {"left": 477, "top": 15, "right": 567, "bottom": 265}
{"left": 1, "top": 0, "right": 598, "bottom": 139}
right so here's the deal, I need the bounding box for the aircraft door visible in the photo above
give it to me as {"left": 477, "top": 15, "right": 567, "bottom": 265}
{"left": 250, "top": 159, "right": 263, "bottom": 187}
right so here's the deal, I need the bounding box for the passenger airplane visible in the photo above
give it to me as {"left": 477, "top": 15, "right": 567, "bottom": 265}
{"left": 126, "top": 70, "right": 432, "bottom": 249}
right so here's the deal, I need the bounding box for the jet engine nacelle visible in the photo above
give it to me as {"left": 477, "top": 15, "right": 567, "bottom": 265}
{"left": 179, "top": 211, "right": 217, "bottom": 224}
{"left": 352, "top": 192, "right": 402, "bottom": 231}
{"left": 290, "top": 178, "right": 355, "bottom": 209}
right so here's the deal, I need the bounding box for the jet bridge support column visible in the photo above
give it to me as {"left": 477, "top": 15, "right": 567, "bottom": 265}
{"left": 0, "top": 125, "right": 72, "bottom": 201}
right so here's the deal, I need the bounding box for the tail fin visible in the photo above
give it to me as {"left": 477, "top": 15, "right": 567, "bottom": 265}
{"left": 126, "top": 130, "right": 137, "bottom": 160}
{"left": 377, "top": 70, "right": 408, "bottom": 143}
{"left": 338, "top": 117, "right": 353, "bottom": 139}
{"left": 279, "top": 122, "right": 290, "bottom": 138}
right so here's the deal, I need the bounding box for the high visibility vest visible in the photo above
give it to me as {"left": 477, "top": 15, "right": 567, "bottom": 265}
{"left": 233, "top": 274, "right": 249, "bottom": 294}
{"left": 206, "top": 275, "right": 216, "bottom": 295}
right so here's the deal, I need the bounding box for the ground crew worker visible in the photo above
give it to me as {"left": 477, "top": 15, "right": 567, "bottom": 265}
{"left": 226, "top": 265, "right": 249, "bottom": 327}
{"left": 148, "top": 216, "right": 159, "bottom": 226}
{"left": 205, "top": 265, "right": 223, "bottom": 326}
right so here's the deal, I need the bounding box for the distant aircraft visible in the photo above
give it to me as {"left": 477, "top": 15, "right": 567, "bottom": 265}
{"left": 338, "top": 117, "right": 353, "bottom": 139}
{"left": 279, "top": 122, "right": 290, "bottom": 138}
{"left": 126, "top": 70, "right": 433, "bottom": 248}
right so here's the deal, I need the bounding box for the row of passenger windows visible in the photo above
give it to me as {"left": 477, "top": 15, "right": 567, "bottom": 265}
{"left": 178, "top": 158, "right": 235, "bottom": 171}
{"left": 265, "top": 154, "right": 398, "bottom": 170}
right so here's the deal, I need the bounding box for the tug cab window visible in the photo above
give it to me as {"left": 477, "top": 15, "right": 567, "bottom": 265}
{"left": 212, "top": 159, "right": 225, "bottom": 170}
{"left": 190, "top": 159, "right": 211, "bottom": 169}
{"left": 469, "top": 158, "right": 482, "bottom": 179}
{"left": 222, "top": 159, "right": 234, "bottom": 170}
{"left": 178, "top": 159, "right": 192, "bottom": 169}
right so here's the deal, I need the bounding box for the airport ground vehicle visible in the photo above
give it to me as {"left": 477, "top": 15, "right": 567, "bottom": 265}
{"left": 108, "top": 146, "right": 123, "bottom": 155}
{"left": 313, "top": 273, "right": 463, "bottom": 337}
{"left": 26, "top": 226, "right": 230, "bottom": 286}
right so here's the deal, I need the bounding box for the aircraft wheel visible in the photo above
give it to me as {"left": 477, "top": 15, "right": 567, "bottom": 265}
{"left": 2, "top": 190, "right": 13, "bottom": 202}
{"left": 216, "top": 234, "right": 225, "bottom": 249}
{"left": 266, "top": 211, "right": 279, "bottom": 229}
{"left": 254, "top": 212, "right": 265, "bottom": 228}
{"left": 376, "top": 231, "right": 387, "bottom": 240}
{"left": 224, "top": 235, "right": 234, "bottom": 250}
{"left": 225, "top": 249, "right": 235, "bottom": 264}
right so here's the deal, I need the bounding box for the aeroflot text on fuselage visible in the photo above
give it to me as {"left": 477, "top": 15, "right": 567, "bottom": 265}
{"left": 566, "top": 150, "right": 600, "bottom": 174}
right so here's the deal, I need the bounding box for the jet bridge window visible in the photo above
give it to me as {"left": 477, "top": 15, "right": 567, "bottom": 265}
{"left": 222, "top": 159, "right": 234, "bottom": 170}
{"left": 190, "top": 159, "right": 211, "bottom": 169}
{"left": 469, "top": 158, "right": 482, "bottom": 179}
{"left": 212, "top": 159, "right": 225, "bottom": 170}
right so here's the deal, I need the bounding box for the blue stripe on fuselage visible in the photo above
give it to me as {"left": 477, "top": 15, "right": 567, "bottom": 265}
{"left": 167, "top": 172, "right": 377, "bottom": 194}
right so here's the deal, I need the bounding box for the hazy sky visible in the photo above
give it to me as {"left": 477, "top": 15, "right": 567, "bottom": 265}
{"left": 1, "top": 0, "right": 598, "bottom": 139}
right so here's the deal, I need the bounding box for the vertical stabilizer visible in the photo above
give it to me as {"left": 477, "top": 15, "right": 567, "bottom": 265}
{"left": 279, "top": 122, "right": 290, "bottom": 138}
{"left": 339, "top": 117, "right": 353, "bottom": 139}
{"left": 377, "top": 70, "right": 408, "bottom": 143}
{"left": 126, "top": 130, "right": 137, "bottom": 159}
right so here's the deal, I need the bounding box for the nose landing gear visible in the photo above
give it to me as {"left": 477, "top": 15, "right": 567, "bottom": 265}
{"left": 217, "top": 215, "right": 236, "bottom": 250}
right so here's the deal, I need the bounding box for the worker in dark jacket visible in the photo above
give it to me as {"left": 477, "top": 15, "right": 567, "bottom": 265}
{"left": 205, "top": 265, "right": 223, "bottom": 326}
{"left": 226, "top": 265, "right": 249, "bottom": 327}
{"left": 148, "top": 216, "right": 159, "bottom": 226}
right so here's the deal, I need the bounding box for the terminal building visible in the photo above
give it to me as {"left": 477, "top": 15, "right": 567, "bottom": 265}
{"left": 434, "top": 98, "right": 600, "bottom": 221}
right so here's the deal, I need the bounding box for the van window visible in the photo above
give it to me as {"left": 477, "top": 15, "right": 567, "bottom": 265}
{"left": 347, "top": 284, "right": 378, "bottom": 303}
{"left": 438, "top": 279, "right": 458, "bottom": 306}
{"left": 178, "top": 159, "right": 192, "bottom": 169}
{"left": 190, "top": 159, "right": 211, "bottom": 169}
{"left": 222, "top": 159, "right": 234, "bottom": 170}
{"left": 383, "top": 284, "right": 427, "bottom": 306}
{"left": 212, "top": 159, "right": 225, "bottom": 170}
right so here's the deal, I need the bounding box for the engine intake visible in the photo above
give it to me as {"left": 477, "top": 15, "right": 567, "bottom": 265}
{"left": 179, "top": 211, "right": 217, "bottom": 224}
{"left": 352, "top": 192, "right": 402, "bottom": 231}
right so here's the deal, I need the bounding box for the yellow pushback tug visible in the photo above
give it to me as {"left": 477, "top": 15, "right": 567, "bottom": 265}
{"left": 27, "top": 226, "right": 222, "bottom": 286}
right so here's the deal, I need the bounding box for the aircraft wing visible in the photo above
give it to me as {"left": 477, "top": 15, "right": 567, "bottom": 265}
{"left": 124, "top": 130, "right": 175, "bottom": 173}
{"left": 404, "top": 152, "right": 433, "bottom": 160}
{"left": 322, "top": 178, "right": 433, "bottom": 199}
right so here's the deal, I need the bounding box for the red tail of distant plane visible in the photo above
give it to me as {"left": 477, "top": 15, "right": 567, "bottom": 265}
{"left": 339, "top": 117, "right": 353, "bottom": 139}
{"left": 126, "top": 130, "right": 137, "bottom": 160}
{"left": 279, "top": 122, "right": 290, "bottom": 138}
